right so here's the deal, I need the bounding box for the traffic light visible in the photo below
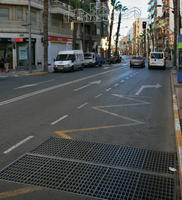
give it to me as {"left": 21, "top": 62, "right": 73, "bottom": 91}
{"left": 142, "top": 21, "right": 147, "bottom": 29}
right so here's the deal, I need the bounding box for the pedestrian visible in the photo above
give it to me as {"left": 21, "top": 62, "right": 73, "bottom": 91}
{"left": 4, "top": 54, "right": 10, "bottom": 72}
{"left": 0, "top": 56, "right": 4, "bottom": 72}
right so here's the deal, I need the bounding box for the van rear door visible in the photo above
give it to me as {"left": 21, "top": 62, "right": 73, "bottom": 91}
{"left": 150, "top": 53, "right": 164, "bottom": 66}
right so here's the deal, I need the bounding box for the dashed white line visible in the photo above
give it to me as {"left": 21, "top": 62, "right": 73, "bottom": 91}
{"left": 95, "top": 93, "right": 103, "bottom": 98}
{"left": 77, "top": 102, "right": 88, "bottom": 109}
{"left": 51, "top": 115, "right": 69, "bottom": 125}
{"left": 120, "top": 80, "right": 125, "bottom": 83}
{"left": 3, "top": 136, "right": 34, "bottom": 154}
{"left": 106, "top": 88, "right": 112, "bottom": 92}
{"left": 114, "top": 84, "right": 119, "bottom": 87}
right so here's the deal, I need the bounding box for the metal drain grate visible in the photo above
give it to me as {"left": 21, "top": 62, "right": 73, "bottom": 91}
{"left": 31, "top": 137, "right": 176, "bottom": 174}
{"left": 0, "top": 154, "right": 176, "bottom": 200}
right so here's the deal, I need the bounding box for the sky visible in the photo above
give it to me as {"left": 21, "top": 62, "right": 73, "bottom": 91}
{"left": 113, "top": 0, "right": 148, "bottom": 37}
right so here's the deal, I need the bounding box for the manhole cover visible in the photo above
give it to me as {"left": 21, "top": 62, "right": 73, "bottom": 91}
{"left": 0, "top": 154, "right": 176, "bottom": 200}
{"left": 31, "top": 137, "right": 176, "bottom": 174}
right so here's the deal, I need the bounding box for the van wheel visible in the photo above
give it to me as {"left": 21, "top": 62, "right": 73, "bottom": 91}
{"left": 71, "top": 66, "right": 75, "bottom": 71}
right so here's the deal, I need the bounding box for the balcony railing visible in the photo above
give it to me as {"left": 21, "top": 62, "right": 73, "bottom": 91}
{"left": 0, "top": 0, "right": 43, "bottom": 9}
{"left": 50, "top": 0, "right": 74, "bottom": 17}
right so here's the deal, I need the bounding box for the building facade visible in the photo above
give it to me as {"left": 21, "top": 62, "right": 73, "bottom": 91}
{"left": 0, "top": 0, "right": 108, "bottom": 70}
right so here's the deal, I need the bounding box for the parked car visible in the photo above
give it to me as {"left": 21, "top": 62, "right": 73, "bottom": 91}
{"left": 54, "top": 50, "right": 84, "bottom": 72}
{"left": 108, "top": 55, "right": 122, "bottom": 64}
{"left": 84, "top": 52, "right": 104, "bottom": 67}
{"left": 130, "top": 56, "right": 145, "bottom": 68}
{"left": 148, "top": 52, "right": 166, "bottom": 70}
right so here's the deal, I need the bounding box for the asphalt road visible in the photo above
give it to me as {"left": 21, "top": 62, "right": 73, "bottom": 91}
{"left": 0, "top": 56, "right": 177, "bottom": 199}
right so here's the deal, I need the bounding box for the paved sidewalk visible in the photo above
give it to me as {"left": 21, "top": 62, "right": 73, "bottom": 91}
{"left": 0, "top": 69, "right": 49, "bottom": 77}
{"left": 171, "top": 70, "right": 182, "bottom": 197}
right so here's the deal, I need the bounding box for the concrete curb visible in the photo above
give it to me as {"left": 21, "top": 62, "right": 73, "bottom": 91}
{"left": 171, "top": 71, "right": 182, "bottom": 196}
{"left": 24, "top": 72, "right": 49, "bottom": 76}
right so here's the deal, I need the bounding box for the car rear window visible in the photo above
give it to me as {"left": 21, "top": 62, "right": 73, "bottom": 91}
{"left": 151, "top": 53, "right": 163, "bottom": 59}
{"left": 132, "top": 57, "right": 143, "bottom": 60}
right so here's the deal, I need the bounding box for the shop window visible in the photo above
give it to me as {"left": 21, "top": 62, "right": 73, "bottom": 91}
{"left": 0, "top": 8, "right": 9, "bottom": 20}
{"left": 16, "top": 8, "right": 23, "bottom": 20}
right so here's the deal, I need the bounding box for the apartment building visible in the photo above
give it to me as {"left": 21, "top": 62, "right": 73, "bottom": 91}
{"left": 0, "top": 0, "right": 107, "bottom": 70}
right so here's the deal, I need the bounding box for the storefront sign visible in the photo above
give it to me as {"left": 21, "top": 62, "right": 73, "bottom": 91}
{"left": 178, "top": 34, "right": 182, "bottom": 49}
{"left": 19, "top": 46, "right": 27, "bottom": 60}
{"left": 15, "top": 38, "right": 24, "bottom": 42}
{"left": 48, "top": 36, "right": 72, "bottom": 43}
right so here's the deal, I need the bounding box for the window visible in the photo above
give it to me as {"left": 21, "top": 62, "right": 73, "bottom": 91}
{"left": 31, "top": 11, "right": 37, "bottom": 24}
{"left": 16, "top": 8, "right": 23, "bottom": 20}
{"left": 151, "top": 53, "right": 164, "bottom": 59}
{"left": 0, "top": 8, "right": 9, "bottom": 20}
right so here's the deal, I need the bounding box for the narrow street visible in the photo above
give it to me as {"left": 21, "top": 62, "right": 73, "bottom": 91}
{"left": 0, "top": 57, "right": 178, "bottom": 199}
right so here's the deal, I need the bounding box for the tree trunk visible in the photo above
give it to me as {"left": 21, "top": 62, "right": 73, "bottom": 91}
{"left": 173, "top": 0, "right": 177, "bottom": 66}
{"left": 43, "top": 0, "right": 48, "bottom": 72}
{"left": 72, "top": 10, "right": 78, "bottom": 50}
{"left": 108, "top": 8, "right": 114, "bottom": 59}
{"left": 115, "top": 11, "right": 121, "bottom": 55}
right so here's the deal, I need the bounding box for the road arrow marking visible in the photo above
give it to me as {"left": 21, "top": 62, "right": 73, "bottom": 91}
{"left": 15, "top": 79, "right": 54, "bottom": 89}
{"left": 74, "top": 80, "right": 101, "bottom": 91}
{"left": 15, "top": 84, "right": 38, "bottom": 89}
{"left": 135, "top": 84, "right": 161, "bottom": 96}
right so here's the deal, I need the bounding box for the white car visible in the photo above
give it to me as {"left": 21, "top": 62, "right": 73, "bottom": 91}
{"left": 148, "top": 52, "right": 166, "bottom": 70}
{"left": 54, "top": 50, "right": 84, "bottom": 72}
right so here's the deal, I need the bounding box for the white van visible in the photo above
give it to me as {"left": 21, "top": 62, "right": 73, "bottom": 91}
{"left": 148, "top": 52, "right": 166, "bottom": 70}
{"left": 54, "top": 50, "right": 84, "bottom": 72}
{"left": 84, "top": 52, "right": 96, "bottom": 67}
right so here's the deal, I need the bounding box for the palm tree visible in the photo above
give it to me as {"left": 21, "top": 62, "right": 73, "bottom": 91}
{"left": 43, "top": 0, "right": 48, "bottom": 72}
{"left": 107, "top": 0, "right": 117, "bottom": 59}
{"left": 70, "top": 0, "right": 82, "bottom": 50}
{"left": 114, "top": 4, "right": 128, "bottom": 55}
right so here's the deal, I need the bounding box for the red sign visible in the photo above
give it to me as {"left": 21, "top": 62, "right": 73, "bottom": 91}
{"left": 48, "top": 36, "right": 72, "bottom": 43}
{"left": 15, "top": 38, "right": 23, "bottom": 42}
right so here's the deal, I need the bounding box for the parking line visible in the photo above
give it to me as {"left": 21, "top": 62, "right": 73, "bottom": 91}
{"left": 3, "top": 136, "right": 34, "bottom": 154}
{"left": 95, "top": 93, "right": 103, "bottom": 98}
{"left": 106, "top": 88, "right": 111, "bottom": 92}
{"left": 51, "top": 115, "right": 68, "bottom": 125}
{"left": 77, "top": 102, "right": 88, "bottom": 109}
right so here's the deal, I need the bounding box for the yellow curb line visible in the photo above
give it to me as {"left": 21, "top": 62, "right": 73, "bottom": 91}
{"left": 24, "top": 72, "right": 48, "bottom": 76}
{"left": 0, "top": 187, "right": 40, "bottom": 199}
{"left": 171, "top": 72, "right": 182, "bottom": 197}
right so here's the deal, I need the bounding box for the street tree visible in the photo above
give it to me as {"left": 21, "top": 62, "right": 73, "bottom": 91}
{"left": 114, "top": 4, "right": 128, "bottom": 55}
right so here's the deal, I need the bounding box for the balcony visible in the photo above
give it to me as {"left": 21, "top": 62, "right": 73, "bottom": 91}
{"left": 0, "top": 0, "right": 43, "bottom": 9}
{"left": 50, "top": 0, "right": 74, "bottom": 17}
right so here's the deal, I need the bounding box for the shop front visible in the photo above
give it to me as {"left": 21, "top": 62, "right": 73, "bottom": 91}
{"left": 48, "top": 36, "right": 72, "bottom": 67}
{"left": 0, "top": 38, "right": 13, "bottom": 70}
{"left": 15, "top": 38, "right": 36, "bottom": 70}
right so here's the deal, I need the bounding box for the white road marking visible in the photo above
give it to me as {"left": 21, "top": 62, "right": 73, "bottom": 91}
{"left": 125, "top": 77, "right": 129, "bottom": 80}
{"left": 0, "top": 76, "right": 8, "bottom": 78}
{"left": 3, "top": 136, "right": 34, "bottom": 154}
{"left": 0, "top": 67, "right": 128, "bottom": 106}
{"left": 114, "top": 84, "right": 119, "bottom": 87}
{"left": 77, "top": 102, "right": 88, "bottom": 109}
{"left": 15, "top": 79, "right": 54, "bottom": 89}
{"left": 95, "top": 93, "right": 103, "bottom": 98}
{"left": 106, "top": 88, "right": 111, "bottom": 92}
{"left": 103, "top": 67, "right": 109, "bottom": 69}
{"left": 135, "top": 84, "right": 161, "bottom": 96}
{"left": 74, "top": 80, "right": 101, "bottom": 91}
{"left": 120, "top": 80, "right": 125, "bottom": 83}
{"left": 51, "top": 115, "right": 69, "bottom": 125}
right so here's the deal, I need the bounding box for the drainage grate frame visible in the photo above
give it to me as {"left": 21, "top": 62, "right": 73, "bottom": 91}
{"left": 31, "top": 137, "right": 177, "bottom": 174}
{"left": 0, "top": 154, "right": 176, "bottom": 200}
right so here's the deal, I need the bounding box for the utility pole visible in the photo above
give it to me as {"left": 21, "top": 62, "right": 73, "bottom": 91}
{"left": 43, "top": 0, "right": 48, "bottom": 72}
{"left": 28, "top": 0, "right": 32, "bottom": 73}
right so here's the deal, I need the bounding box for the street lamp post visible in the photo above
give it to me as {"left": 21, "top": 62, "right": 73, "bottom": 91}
{"left": 28, "top": 0, "right": 32, "bottom": 73}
